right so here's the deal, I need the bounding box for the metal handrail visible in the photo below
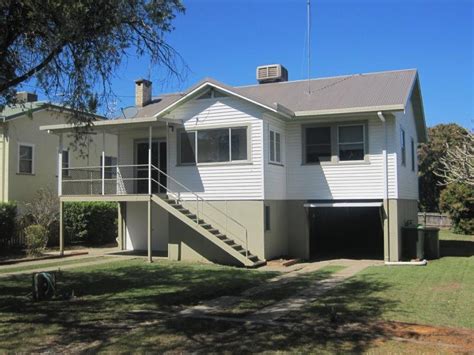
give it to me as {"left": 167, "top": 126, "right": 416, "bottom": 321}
{"left": 60, "top": 163, "right": 250, "bottom": 258}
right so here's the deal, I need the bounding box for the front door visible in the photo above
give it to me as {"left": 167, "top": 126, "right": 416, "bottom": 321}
{"left": 136, "top": 141, "right": 167, "bottom": 193}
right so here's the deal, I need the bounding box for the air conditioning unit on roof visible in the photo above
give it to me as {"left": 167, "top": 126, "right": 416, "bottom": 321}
{"left": 256, "top": 64, "right": 288, "bottom": 84}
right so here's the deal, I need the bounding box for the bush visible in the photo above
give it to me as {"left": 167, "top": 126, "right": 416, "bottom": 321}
{"left": 25, "top": 224, "right": 48, "bottom": 256}
{"left": 64, "top": 202, "right": 117, "bottom": 245}
{"left": 439, "top": 183, "right": 474, "bottom": 235}
{"left": 0, "top": 202, "right": 17, "bottom": 244}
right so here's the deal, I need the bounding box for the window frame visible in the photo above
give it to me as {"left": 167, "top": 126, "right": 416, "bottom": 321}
{"left": 177, "top": 125, "right": 251, "bottom": 166}
{"left": 62, "top": 149, "right": 70, "bottom": 177}
{"left": 269, "top": 128, "right": 283, "bottom": 165}
{"left": 302, "top": 124, "right": 333, "bottom": 164}
{"left": 410, "top": 137, "right": 415, "bottom": 172}
{"left": 337, "top": 124, "right": 366, "bottom": 162}
{"left": 17, "top": 142, "right": 35, "bottom": 175}
{"left": 400, "top": 127, "right": 406, "bottom": 166}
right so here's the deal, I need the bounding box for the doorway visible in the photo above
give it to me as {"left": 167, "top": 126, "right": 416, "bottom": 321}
{"left": 135, "top": 140, "right": 167, "bottom": 194}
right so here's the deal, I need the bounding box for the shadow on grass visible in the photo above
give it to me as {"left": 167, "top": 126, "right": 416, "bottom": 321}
{"left": 161, "top": 275, "right": 396, "bottom": 353}
{"left": 0, "top": 262, "right": 275, "bottom": 352}
{"left": 440, "top": 240, "right": 474, "bottom": 257}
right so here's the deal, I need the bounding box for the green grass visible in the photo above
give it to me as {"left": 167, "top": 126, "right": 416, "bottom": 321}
{"left": 295, "top": 256, "right": 474, "bottom": 329}
{"left": 0, "top": 256, "right": 108, "bottom": 274}
{"left": 439, "top": 228, "right": 474, "bottom": 241}
{"left": 0, "top": 259, "right": 278, "bottom": 352}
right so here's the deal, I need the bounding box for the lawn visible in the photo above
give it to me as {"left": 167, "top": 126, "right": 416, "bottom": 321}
{"left": 0, "top": 256, "right": 473, "bottom": 353}
{"left": 0, "top": 256, "right": 107, "bottom": 274}
{"left": 439, "top": 228, "right": 474, "bottom": 242}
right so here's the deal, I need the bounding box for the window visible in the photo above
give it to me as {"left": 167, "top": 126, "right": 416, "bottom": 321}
{"left": 101, "top": 156, "right": 117, "bottom": 179}
{"left": 264, "top": 205, "right": 271, "bottom": 231}
{"left": 400, "top": 127, "right": 406, "bottom": 166}
{"left": 304, "top": 126, "right": 331, "bottom": 163}
{"left": 18, "top": 143, "right": 34, "bottom": 174}
{"left": 410, "top": 138, "right": 415, "bottom": 171}
{"left": 338, "top": 125, "right": 365, "bottom": 161}
{"left": 178, "top": 127, "right": 248, "bottom": 164}
{"left": 62, "top": 150, "right": 70, "bottom": 177}
{"left": 269, "top": 130, "right": 282, "bottom": 164}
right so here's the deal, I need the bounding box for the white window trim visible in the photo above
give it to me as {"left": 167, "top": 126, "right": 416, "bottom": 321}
{"left": 62, "top": 149, "right": 71, "bottom": 177}
{"left": 177, "top": 125, "right": 252, "bottom": 166}
{"left": 269, "top": 127, "right": 283, "bottom": 165}
{"left": 17, "top": 142, "right": 35, "bottom": 175}
{"left": 336, "top": 123, "right": 366, "bottom": 162}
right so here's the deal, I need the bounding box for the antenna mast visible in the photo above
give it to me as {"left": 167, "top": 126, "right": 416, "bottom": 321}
{"left": 307, "top": 0, "right": 311, "bottom": 94}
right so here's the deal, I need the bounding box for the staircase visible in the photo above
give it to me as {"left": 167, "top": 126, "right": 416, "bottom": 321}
{"left": 151, "top": 194, "right": 266, "bottom": 268}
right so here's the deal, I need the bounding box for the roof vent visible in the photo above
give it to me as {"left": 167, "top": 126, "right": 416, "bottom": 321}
{"left": 256, "top": 64, "right": 288, "bottom": 84}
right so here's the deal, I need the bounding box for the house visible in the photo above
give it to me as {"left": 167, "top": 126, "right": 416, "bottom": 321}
{"left": 0, "top": 92, "right": 117, "bottom": 207}
{"left": 40, "top": 66, "right": 427, "bottom": 266}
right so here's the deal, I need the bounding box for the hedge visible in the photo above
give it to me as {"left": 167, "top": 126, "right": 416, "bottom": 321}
{"left": 64, "top": 202, "right": 117, "bottom": 245}
{"left": 439, "top": 183, "right": 474, "bottom": 235}
{"left": 0, "top": 202, "right": 17, "bottom": 243}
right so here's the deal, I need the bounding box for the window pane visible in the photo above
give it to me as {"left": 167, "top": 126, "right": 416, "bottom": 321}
{"left": 198, "top": 129, "right": 229, "bottom": 163}
{"left": 306, "top": 127, "right": 331, "bottom": 144}
{"left": 270, "top": 131, "right": 275, "bottom": 162}
{"left": 20, "top": 145, "right": 32, "bottom": 160}
{"left": 62, "top": 151, "right": 69, "bottom": 168}
{"left": 339, "top": 125, "right": 363, "bottom": 143}
{"left": 179, "top": 132, "right": 196, "bottom": 164}
{"left": 275, "top": 132, "right": 281, "bottom": 162}
{"left": 231, "top": 128, "right": 247, "bottom": 161}
{"left": 339, "top": 143, "right": 364, "bottom": 161}
{"left": 306, "top": 144, "right": 332, "bottom": 163}
{"left": 19, "top": 160, "right": 32, "bottom": 173}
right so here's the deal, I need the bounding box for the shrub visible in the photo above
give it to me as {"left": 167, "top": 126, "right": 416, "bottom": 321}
{"left": 25, "top": 224, "right": 48, "bottom": 256}
{"left": 439, "top": 183, "right": 474, "bottom": 235}
{"left": 0, "top": 202, "right": 17, "bottom": 244}
{"left": 64, "top": 202, "right": 117, "bottom": 245}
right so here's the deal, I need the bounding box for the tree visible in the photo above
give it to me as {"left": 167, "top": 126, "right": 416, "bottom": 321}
{"left": 435, "top": 131, "right": 473, "bottom": 186}
{"left": 439, "top": 183, "right": 474, "bottom": 235}
{"left": 418, "top": 124, "right": 469, "bottom": 211}
{"left": 0, "top": 0, "right": 185, "bottom": 141}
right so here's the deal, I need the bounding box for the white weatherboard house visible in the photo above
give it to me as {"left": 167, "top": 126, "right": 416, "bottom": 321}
{"left": 41, "top": 66, "right": 426, "bottom": 267}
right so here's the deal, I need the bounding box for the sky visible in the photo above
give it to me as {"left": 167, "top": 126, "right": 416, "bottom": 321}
{"left": 28, "top": 0, "right": 474, "bottom": 128}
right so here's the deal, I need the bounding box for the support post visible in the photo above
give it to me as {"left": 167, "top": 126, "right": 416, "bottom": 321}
{"left": 147, "top": 199, "right": 152, "bottom": 263}
{"left": 59, "top": 200, "right": 64, "bottom": 256}
{"left": 101, "top": 131, "right": 105, "bottom": 195}
{"left": 117, "top": 202, "right": 123, "bottom": 250}
{"left": 58, "top": 134, "right": 63, "bottom": 196}
{"left": 148, "top": 125, "right": 152, "bottom": 195}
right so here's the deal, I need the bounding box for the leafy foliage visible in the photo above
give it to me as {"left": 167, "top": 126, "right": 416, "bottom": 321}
{"left": 64, "top": 202, "right": 117, "bottom": 244}
{"left": 418, "top": 124, "right": 469, "bottom": 211}
{"left": 24, "top": 224, "right": 48, "bottom": 256}
{"left": 439, "top": 183, "right": 474, "bottom": 235}
{"left": 0, "top": 0, "right": 185, "bottom": 145}
{"left": 0, "top": 202, "right": 17, "bottom": 242}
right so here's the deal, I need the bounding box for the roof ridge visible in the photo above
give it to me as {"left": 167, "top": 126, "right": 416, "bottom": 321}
{"left": 236, "top": 68, "right": 418, "bottom": 89}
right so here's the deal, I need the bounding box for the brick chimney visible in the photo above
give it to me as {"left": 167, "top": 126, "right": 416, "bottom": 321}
{"left": 135, "top": 78, "right": 152, "bottom": 107}
{"left": 16, "top": 91, "right": 38, "bottom": 103}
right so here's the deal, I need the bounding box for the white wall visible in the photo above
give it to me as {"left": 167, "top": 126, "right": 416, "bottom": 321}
{"left": 395, "top": 99, "right": 419, "bottom": 200}
{"left": 125, "top": 201, "right": 169, "bottom": 251}
{"left": 167, "top": 97, "right": 264, "bottom": 200}
{"left": 286, "top": 114, "right": 398, "bottom": 200}
{"left": 263, "top": 114, "right": 287, "bottom": 200}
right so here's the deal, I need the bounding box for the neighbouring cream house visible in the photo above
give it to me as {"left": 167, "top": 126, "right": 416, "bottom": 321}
{"left": 41, "top": 66, "right": 427, "bottom": 267}
{"left": 0, "top": 92, "right": 117, "bottom": 207}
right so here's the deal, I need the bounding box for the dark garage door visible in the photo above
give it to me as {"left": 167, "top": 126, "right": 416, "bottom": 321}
{"left": 309, "top": 206, "right": 384, "bottom": 260}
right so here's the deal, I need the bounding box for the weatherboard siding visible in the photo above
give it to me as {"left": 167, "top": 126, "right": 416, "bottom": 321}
{"left": 286, "top": 115, "right": 398, "bottom": 200}
{"left": 168, "top": 97, "right": 264, "bottom": 200}
{"left": 396, "top": 99, "right": 419, "bottom": 200}
{"left": 263, "top": 114, "right": 287, "bottom": 200}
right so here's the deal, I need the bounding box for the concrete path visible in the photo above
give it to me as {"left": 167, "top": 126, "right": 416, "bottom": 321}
{"left": 180, "top": 259, "right": 380, "bottom": 318}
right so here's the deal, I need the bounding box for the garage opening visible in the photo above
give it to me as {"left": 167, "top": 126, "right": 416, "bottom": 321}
{"left": 306, "top": 202, "right": 384, "bottom": 260}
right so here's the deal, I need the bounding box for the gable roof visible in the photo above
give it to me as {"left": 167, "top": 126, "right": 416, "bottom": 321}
{"left": 134, "top": 69, "right": 426, "bottom": 141}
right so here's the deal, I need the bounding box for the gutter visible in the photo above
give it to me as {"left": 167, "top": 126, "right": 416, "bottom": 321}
{"left": 377, "top": 111, "right": 390, "bottom": 261}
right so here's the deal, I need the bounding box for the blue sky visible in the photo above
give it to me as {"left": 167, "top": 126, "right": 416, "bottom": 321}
{"left": 31, "top": 0, "right": 474, "bottom": 128}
